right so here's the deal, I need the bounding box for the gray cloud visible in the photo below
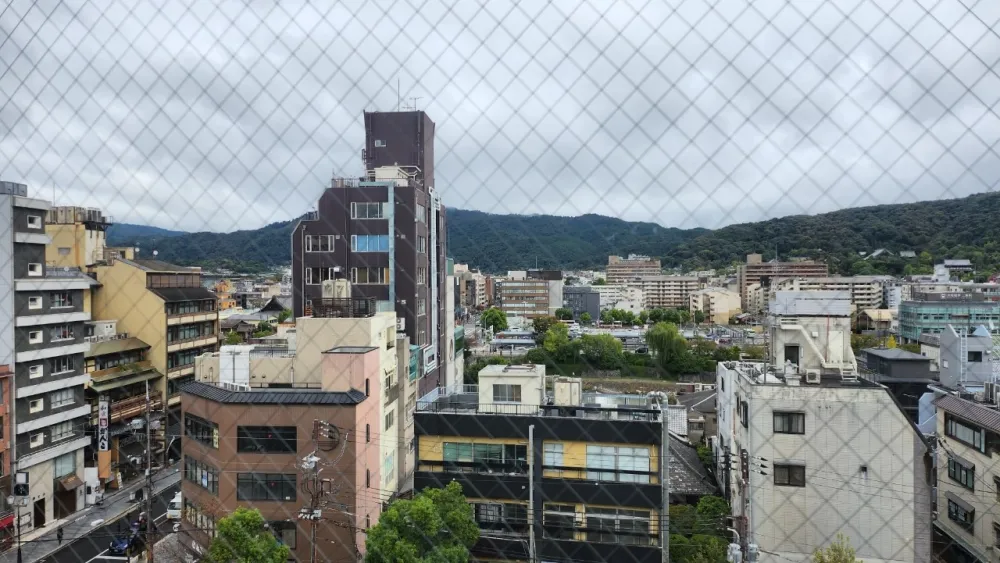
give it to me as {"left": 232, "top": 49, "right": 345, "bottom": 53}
{"left": 1, "top": 0, "right": 999, "bottom": 233}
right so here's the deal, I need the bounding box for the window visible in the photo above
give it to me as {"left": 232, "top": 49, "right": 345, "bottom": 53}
{"left": 49, "top": 356, "right": 74, "bottom": 374}
{"left": 49, "top": 389, "right": 74, "bottom": 409}
{"left": 586, "top": 445, "right": 651, "bottom": 483}
{"left": 54, "top": 452, "right": 75, "bottom": 478}
{"left": 385, "top": 411, "right": 394, "bottom": 430}
{"left": 948, "top": 499, "right": 974, "bottom": 532}
{"left": 27, "top": 296, "right": 41, "bottom": 310}
{"left": 236, "top": 473, "right": 296, "bottom": 501}
{"left": 269, "top": 521, "right": 296, "bottom": 549}
{"left": 184, "top": 499, "right": 218, "bottom": 538}
{"left": 305, "top": 267, "right": 336, "bottom": 285}
{"left": 492, "top": 384, "right": 522, "bottom": 403}
{"left": 416, "top": 267, "right": 426, "bottom": 285}
{"left": 366, "top": 424, "right": 370, "bottom": 443}
{"left": 27, "top": 215, "right": 41, "bottom": 229}
{"left": 415, "top": 203, "right": 426, "bottom": 223}
{"left": 351, "top": 234, "right": 390, "bottom": 252}
{"left": 184, "top": 414, "right": 218, "bottom": 449}
{"left": 543, "top": 504, "right": 578, "bottom": 539}
{"left": 58, "top": 247, "right": 71, "bottom": 256}
{"left": 168, "top": 322, "right": 214, "bottom": 342}
{"left": 168, "top": 346, "right": 215, "bottom": 370}
{"left": 51, "top": 421, "right": 74, "bottom": 441}
{"left": 351, "top": 202, "right": 385, "bottom": 219}
{"left": 29, "top": 434, "right": 43, "bottom": 447}
{"left": 305, "top": 235, "right": 334, "bottom": 252}
{"left": 443, "top": 442, "right": 528, "bottom": 473}
{"left": 49, "top": 324, "right": 74, "bottom": 342}
{"left": 471, "top": 502, "right": 528, "bottom": 532}
{"left": 168, "top": 375, "right": 195, "bottom": 396}
{"left": 237, "top": 426, "right": 297, "bottom": 454}
{"left": 544, "top": 443, "right": 564, "bottom": 469}
{"left": 365, "top": 378, "right": 370, "bottom": 397}
{"left": 28, "top": 331, "right": 42, "bottom": 345}
{"left": 773, "top": 464, "right": 806, "bottom": 487}
{"left": 29, "top": 399, "right": 43, "bottom": 414}
{"left": 773, "top": 412, "right": 805, "bottom": 434}
{"left": 165, "top": 300, "right": 215, "bottom": 315}
{"left": 945, "top": 414, "right": 985, "bottom": 453}
{"left": 50, "top": 292, "right": 72, "bottom": 308}
{"left": 995, "top": 476, "right": 1000, "bottom": 502}
{"left": 184, "top": 456, "right": 220, "bottom": 495}
{"left": 417, "top": 298, "right": 426, "bottom": 316}
{"left": 366, "top": 469, "right": 371, "bottom": 488}
{"left": 374, "top": 139, "right": 385, "bottom": 147}
{"left": 586, "top": 507, "right": 654, "bottom": 546}
{"left": 27, "top": 263, "right": 41, "bottom": 277}
{"left": 383, "top": 452, "right": 394, "bottom": 482}
{"left": 351, "top": 267, "right": 390, "bottom": 284}
{"left": 969, "top": 351, "right": 983, "bottom": 362}
{"left": 28, "top": 365, "right": 42, "bottom": 379}
{"left": 948, "top": 457, "right": 975, "bottom": 490}
{"left": 417, "top": 236, "right": 426, "bottom": 253}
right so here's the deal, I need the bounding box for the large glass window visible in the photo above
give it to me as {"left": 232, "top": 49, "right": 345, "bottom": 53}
{"left": 351, "top": 234, "right": 390, "bottom": 252}
{"left": 237, "top": 426, "right": 297, "bottom": 454}
{"left": 305, "top": 267, "right": 336, "bottom": 285}
{"left": 585, "top": 507, "right": 653, "bottom": 546}
{"left": 351, "top": 202, "right": 385, "bottom": 219}
{"left": 50, "top": 292, "right": 73, "bottom": 308}
{"left": 184, "top": 456, "right": 219, "bottom": 495}
{"left": 236, "top": 473, "right": 296, "bottom": 501}
{"left": 49, "top": 389, "right": 74, "bottom": 409}
{"left": 946, "top": 414, "right": 985, "bottom": 453}
{"left": 773, "top": 464, "right": 806, "bottom": 487}
{"left": 586, "top": 445, "right": 650, "bottom": 483}
{"left": 351, "top": 267, "right": 389, "bottom": 285}
{"left": 542, "top": 504, "right": 577, "bottom": 540}
{"left": 168, "top": 322, "right": 215, "bottom": 342}
{"left": 442, "top": 442, "right": 527, "bottom": 473}
{"left": 184, "top": 414, "right": 218, "bottom": 449}
{"left": 49, "top": 356, "right": 75, "bottom": 374}
{"left": 948, "top": 458, "right": 975, "bottom": 490}
{"left": 51, "top": 421, "right": 74, "bottom": 441}
{"left": 471, "top": 502, "right": 528, "bottom": 534}
{"left": 268, "top": 521, "right": 297, "bottom": 549}
{"left": 54, "top": 452, "right": 75, "bottom": 478}
{"left": 773, "top": 412, "right": 805, "bottom": 434}
{"left": 165, "top": 300, "right": 215, "bottom": 315}
{"left": 492, "top": 384, "right": 521, "bottom": 403}
{"left": 304, "top": 235, "right": 333, "bottom": 252}
{"left": 49, "top": 324, "right": 74, "bottom": 341}
{"left": 168, "top": 346, "right": 215, "bottom": 370}
{"left": 948, "top": 499, "right": 974, "bottom": 532}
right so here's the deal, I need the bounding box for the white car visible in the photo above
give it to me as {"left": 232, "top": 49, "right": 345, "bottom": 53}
{"left": 166, "top": 492, "right": 181, "bottom": 520}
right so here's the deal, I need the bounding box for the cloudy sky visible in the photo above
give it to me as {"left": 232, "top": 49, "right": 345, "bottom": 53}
{"left": 1, "top": 0, "right": 999, "bottom": 233}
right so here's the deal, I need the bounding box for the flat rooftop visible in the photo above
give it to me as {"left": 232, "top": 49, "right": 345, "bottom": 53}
{"left": 723, "top": 361, "right": 880, "bottom": 389}
{"left": 416, "top": 384, "right": 662, "bottom": 420}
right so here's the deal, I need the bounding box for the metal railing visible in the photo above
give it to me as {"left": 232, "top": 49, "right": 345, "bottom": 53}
{"left": 310, "top": 297, "right": 377, "bottom": 318}
{"left": 89, "top": 360, "right": 154, "bottom": 381}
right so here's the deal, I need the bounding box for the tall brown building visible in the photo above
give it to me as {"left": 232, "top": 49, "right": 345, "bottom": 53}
{"left": 606, "top": 255, "right": 661, "bottom": 283}
{"left": 736, "top": 253, "right": 829, "bottom": 308}
{"left": 292, "top": 111, "right": 447, "bottom": 396}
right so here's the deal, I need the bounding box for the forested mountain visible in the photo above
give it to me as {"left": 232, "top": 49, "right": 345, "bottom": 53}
{"left": 106, "top": 192, "right": 1000, "bottom": 277}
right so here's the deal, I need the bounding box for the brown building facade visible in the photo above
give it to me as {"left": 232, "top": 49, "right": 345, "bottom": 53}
{"left": 736, "top": 253, "right": 829, "bottom": 309}
{"left": 180, "top": 378, "right": 381, "bottom": 562}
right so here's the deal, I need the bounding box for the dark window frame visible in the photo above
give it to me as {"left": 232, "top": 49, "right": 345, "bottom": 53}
{"left": 773, "top": 412, "right": 805, "bottom": 434}
{"left": 948, "top": 458, "right": 975, "bottom": 491}
{"left": 237, "top": 426, "right": 297, "bottom": 454}
{"left": 183, "top": 455, "right": 219, "bottom": 495}
{"left": 184, "top": 414, "right": 218, "bottom": 449}
{"left": 236, "top": 473, "right": 297, "bottom": 502}
{"left": 773, "top": 464, "right": 806, "bottom": 487}
{"left": 947, "top": 499, "right": 974, "bottom": 533}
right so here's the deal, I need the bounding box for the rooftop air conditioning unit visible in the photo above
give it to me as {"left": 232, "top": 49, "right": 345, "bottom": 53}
{"left": 804, "top": 370, "right": 821, "bottom": 385}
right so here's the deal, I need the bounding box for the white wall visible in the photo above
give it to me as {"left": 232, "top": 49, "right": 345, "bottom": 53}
{"left": 0, "top": 196, "right": 12, "bottom": 367}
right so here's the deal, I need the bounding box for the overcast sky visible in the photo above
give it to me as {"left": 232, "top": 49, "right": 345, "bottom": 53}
{"left": 1, "top": 0, "right": 999, "bottom": 233}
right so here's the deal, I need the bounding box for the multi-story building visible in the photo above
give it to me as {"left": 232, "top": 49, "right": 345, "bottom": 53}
{"left": 717, "top": 290, "right": 932, "bottom": 563}
{"left": 0, "top": 365, "right": 11, "bottom": 548}
{"left": 606, "top": 254, "right": 661, "bottom": 283}
{"left": 44, "top": 207, "right": 112, "bottom": 269}
{"left": 179, "top": 344, "right": 382, "bottom": 562}
{"left": 415, "top": 364, "right": 716, "bottom": 563}
{"left": 631, "top": 276, "right": 702, "bottom": 310}
{"left": 899, "top": 292, "right": 1000, "bottom": 343}
{"left": 2, "top": 181, "right": 94, "bottom": 531}
{"left": 736, "top": 253, "right": 829, "bottom": 309}
{"left": 932, "top": 394, "right": 1000, "bottom": 562}
{"left": 90, "top": 257, "right": 219, "bottom": 407}
{"left": 497, "top": 278, "right": 563, "bottom": 319}
{"left": 457, "top": 270, "right": 487, "bottom": 310}
{"left": 591, "top": 283, "right": 638, "bottom": 310}
{"left": 562, "top": 286, "right": 600, "bottom": 321}
{"left": 688, "top": 288, "right": 741, "bottom": 324}
{"left": 292, "top": 163, "right": 447, "bottom": 396}
{"left": 771, "top": 276, "right": 890, "bottom": 310}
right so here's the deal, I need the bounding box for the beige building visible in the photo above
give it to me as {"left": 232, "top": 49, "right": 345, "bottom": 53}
{"left": 736, "top": 253, "right": 829, "bottom": 308}
{"left": 606, "top": 254, "right": 661, "bottom": 283}
{"left": 89, "top": 257, "right": 219, "bottom": 406}
{"left": 497, "top": 279, "right": 563, "bottom": 319}
{"left": 772, "top": 276, "right": 889, "bottom": 310}
{"left": 631, "top": 276, "right": 702, "bottom": 310}
{"left": 44, "top": 207, "right": 111, "bottom": 269}
{"left": 688, "top": 288, "right": 741, "bottom": 324}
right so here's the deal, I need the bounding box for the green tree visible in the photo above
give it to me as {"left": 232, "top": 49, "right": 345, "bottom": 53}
{"left": 532, "top": 315, "right": 559, "bottom": 337}
{"left": 900, "top": 342, "right": 921, "bottom": 353}
{"left": 600, "top": 310, "right": 613, "bottom": 324}
{"left": 579, "top": 334, "right": 624, "bottom": 369}
{"left": 204, "top": 507, "right": 290, "bottom": 563}
{"left": 740, "top": 344, "right": 766, "bottom": 359}
{"left": 812, "top": 534, "right": 859, "bottom": 563}
{"left": 638, "top": 310, "right": 649, "bottom": 325}
{"left": 695, "top": 496, "right": 730, "bottom": 533}
{"left": 886, "top": 334, "right": 897, "bottom": 348}
{"left": 646, "top": 322, "right": 689, "bottom": 373}
{"left": 223, "top": 331, "right": 243, "bottom": 345}
{"left": 365, "top": 482, "right": 479, "bottom": 563}
{"left": 554, "top": 308, "right": 574, "bottom": 320}
{"left": 593, "top": 278, "right": 608, "bottom": 285}
{"left": 276, "top": 308, "right": 292, "bottom": 323}
{"left": 543, "top": 323, "right": 571, "bottom": 355}
{"left": 850, "top": 333, "right": 879, "bottom": 354}
{"left": 693, "top": 310, "right": 706, "bottom": 324}
{"left": 579, "top": 312, "right": 592, "bottom": 325}
{"left": 480, "top": 307, "right": 508, "bottom": 333}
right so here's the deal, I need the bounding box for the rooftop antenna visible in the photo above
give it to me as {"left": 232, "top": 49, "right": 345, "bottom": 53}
{"left": 410, "top": 96, "right": 423, "bottom": 111}
{"left": 397, "top": 78, "right": 400, "bottom": 112}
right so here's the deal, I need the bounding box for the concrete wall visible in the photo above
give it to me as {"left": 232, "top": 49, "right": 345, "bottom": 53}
{"left": 0, "top": 197, "right": 14, "bottom": 367}
{"left": 939, "top": 326, "right": 993, "bottom": 388}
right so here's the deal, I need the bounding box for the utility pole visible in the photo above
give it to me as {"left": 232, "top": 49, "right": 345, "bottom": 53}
{"left": 145, "top": 379, "right": 154, "bottom": 563}
{"left": 661, "top": 401, "right": 670, "bottom": 563}
{"left": 527, "top": 424, "right": 536, "bottom": 563}
{"left": 301, "top": 420, "right": 349, "bottom": 563}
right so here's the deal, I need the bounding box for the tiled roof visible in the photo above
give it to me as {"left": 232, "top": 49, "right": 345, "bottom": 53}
{"left": 863, "top": 348, "right": 927, "bottom": 361}
{"left": 86, "top": 336, "right": 150, "bottom": 358}
{"left": 669, "top": 434, "right": 716, "bottom": 497}
{"left": 127, "top": 259, "right": 198, "bottom": 272}
{"left": 934, "top": 394, "right": 1000, "bottom": 434}
{"left": 149, "top": 286, "right": 218, "bottom": 302}
{"left": 180, "top": 381, "right": 367, "bottom": 405}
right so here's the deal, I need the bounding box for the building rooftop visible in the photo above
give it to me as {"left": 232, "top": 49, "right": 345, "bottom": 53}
{"left": 860, "top": 309, "right": 894, "bottom": 322}
{"left": 309, "top": 297, "right": 377, "bottom": 319}
{"left": 769, "top": 291, "right": 852, "bottom": 317}
{"left": 862, "top": 348, "right": 928, "bottom": 361}
{"left": 478, "top": 364, "right": 545, "bottom": 377}
{"left": 669, "top": 434, "right": 717, "bottom": 496}
{"left": 122, "top": 258, "right": 200, "bottom": 273}
{"left": 180, "top": 381, "right": 368, "bottom": 405}
{"left": 149, "top": 286, "right": 218, "bottom": 303}
{"left": 723, "top": 361, "right": 880, "bottom": 389}
{"left": 417, "top": 384, "right": 664, "bottom": 419}
{"left": 86, "top": 336, "right": 150, "bottom": 358}
{"left": 676, "top": 389, "right": 717, "bottom": 413}
{"left": 934, "top": 394, "right": 1000, "bottom": 434}
{"left": 324, "top": 346, "right": 379, "bottom": 354}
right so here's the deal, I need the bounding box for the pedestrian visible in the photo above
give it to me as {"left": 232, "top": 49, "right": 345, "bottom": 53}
{"left": 56, "top": 526, "right": 63, "bottom": 545}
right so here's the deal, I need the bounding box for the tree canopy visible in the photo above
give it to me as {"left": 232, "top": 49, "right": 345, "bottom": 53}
{"left": 204, "top": 507, "right": 290, "bottom": 563}
{"left": 365, "top": 481, "right": 479, "bottom": 563}
{"left": 812, "top": 534, "right": 860, "bottom": 563}
{"left": 480, "top": 307, "right": 508, "bottom": 333}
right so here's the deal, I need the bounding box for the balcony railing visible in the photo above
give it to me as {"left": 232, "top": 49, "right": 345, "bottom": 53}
{"left": 92, "top": 393, "right": 163, "bottom": 423}
{"left": 385, "top": 384, "right": 399, "bottom": 405}
{"left": 310, "top": 297, "right": 377, "bottom": 319}
{"left": 89, "top": 361, "right": 154, "bottom": 382}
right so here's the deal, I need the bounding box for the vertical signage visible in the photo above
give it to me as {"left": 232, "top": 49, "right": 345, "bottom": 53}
{"left": 98, "top": 398, "right": 110, "bottom": 452}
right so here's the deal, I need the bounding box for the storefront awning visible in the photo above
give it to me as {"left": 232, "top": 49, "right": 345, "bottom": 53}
{"left": 56, "top": 474, "right": 84, "bottom": 492}
{"left": 91, "top": 370, "right": 160, "bottom": 393}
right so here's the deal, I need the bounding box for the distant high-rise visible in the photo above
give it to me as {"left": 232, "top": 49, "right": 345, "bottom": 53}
{"left": 292, "top": 111, "right": 448, "bottom": 395}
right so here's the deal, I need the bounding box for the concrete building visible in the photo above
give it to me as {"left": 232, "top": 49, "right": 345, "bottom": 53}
{"left": 292, "top": 163, "right": 447, "bottom": 396}
{"left": 933, "top": 259, "right": 974, "bottom": 282}
{"left": 899, "top": 292, "right": 1000, "bottom": 343}
{"left": 772, "top": 276, "right": 889, "bottom": 310}
{"left": 2, "top": 181, "right": 94, "bottom": 532}
{"left": 938, "top": 324, "right": 995, "bottom": 390}
{"left": 89, "top": 257, "right": 219, "bottom": 407}
{"left": 736, "top": 253, "right": 829, "bottom": 309}
{"left": 591, "top": 284, "right": 643, "bottom": 311}
{"left": 717, "top": 291, "right": 931, "bottom": 562}
{"left": 415, "top": 364, "right": 715, "bottom": 563}
{"left": 884, "top": 282, "right": 904, "bottom": 311}
{"left": 606, "top": 254, "right": 661, "bottom": 283}
{"left": 632, "top": 276, "right": 702, "bottom": 310}
{"left": 44, "top": 207, "right": 112, "bottom": 269}
{"left": 179, "top": 345, "right": 382, "bottom": 562}
{"left": 858, "top": 348, "right": 936, "bottom": 422}
{"left": 457, "top": 270, "right": 487, "bottom": 310}
{"left": 563, "top": 286, "right": 600, "bottom": 321}
{"left": 496, "top": 279, "right": 563, "bottom": 319}
{"left": 688, "top": 288, "right": 741, "bottom": 324}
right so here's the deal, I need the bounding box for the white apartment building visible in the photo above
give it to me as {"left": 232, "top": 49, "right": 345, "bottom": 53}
{"left": 716, "top": 290, "right": 931, "bottom": 563}
{"left": 772, "top": 276, "right": 890, "bottom": 310}
{"left": 591, "top": 284, "right": 640, "bottom": 310}
{"left": 632, "top": 276, "right": 702, "bottom": 310}
{"left": 689, "top": 288, "right": 741, "bottom": 324}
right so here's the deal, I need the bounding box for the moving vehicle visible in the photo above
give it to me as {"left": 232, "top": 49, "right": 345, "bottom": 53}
{"left": 166, "top": 492, "right": 182, "bottom": 520}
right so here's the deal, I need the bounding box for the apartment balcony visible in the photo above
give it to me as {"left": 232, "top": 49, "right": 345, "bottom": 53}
{"left": 166, "top": 334, "right": 218, "bottom": 353}
{"left": 309, "top": 297, "right": 377, "bottom": 318}
{"left": 91, "top": 393, "right": 163, "bottom": 424}
{"left": 167, "top": 312, "right": 218, "bottom": 326}
{"left": 384, "top": 383, "right": 399, "bottom": 406}
{"left": 89, "top": 360, "right": 155, "bottom": 384}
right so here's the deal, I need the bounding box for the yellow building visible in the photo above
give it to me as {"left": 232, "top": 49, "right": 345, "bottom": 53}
{"left": 90, "top": 257, "right": 219, "bottom": 406}
{"left": 689, "top": 287, "right": 742, "bottom": 324}
{"left": 44, "top": 206, "right": 111, "bottom": 268}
